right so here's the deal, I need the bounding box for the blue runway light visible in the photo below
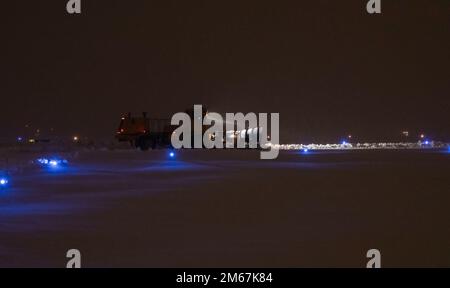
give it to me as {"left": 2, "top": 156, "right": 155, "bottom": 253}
{"left": 169, "top": 152, "right": 175, "bottom": 158}
{"left": 37, "top": 158, "right": 49, "bottom": 165}
{"left": 0, "top": 178, "right": 8, "bottom": 186}
{"left": 36, "top": 158, "right": 68, "bottom": 168}
{"left": 341, "top": 141, "right": 347, "bottom": 145}
{"left": 303, "top": 148, "right": 309, "bottom": 153}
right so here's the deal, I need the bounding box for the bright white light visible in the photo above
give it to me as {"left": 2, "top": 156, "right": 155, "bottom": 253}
{"left": 169, "top": 152, "right": 175, "bottom": 158}
{"left": 0, "top": 179, "right": 8, "bottom": 185}
{"left": 37, "top": 158, "right": 49, "bottom": 165}
{"left": 37, "top": 158, "right": 67, "bottom": 167}
{"left": 274, "top": 141, "right": 449, "bottom": 151}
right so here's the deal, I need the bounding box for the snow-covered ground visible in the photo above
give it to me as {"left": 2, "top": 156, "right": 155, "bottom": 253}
{"left": 0, "top": 148, "right": 449, "bottom": 267}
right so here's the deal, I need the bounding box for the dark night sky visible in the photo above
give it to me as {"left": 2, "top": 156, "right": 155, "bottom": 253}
{"left": 2, "top": 0, "right": 449, "bottom": 142}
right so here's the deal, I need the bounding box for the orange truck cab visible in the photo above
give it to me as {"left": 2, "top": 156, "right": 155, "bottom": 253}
{"left": 116, "top": 112, "right": 173, "bottom": 150}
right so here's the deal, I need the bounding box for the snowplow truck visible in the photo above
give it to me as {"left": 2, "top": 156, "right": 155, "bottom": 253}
{"left": 115, "top": 108, "right": 263, "bottom": 150}
{"left": 116, "top": 108, "right": 212, "bottom": 151}
{"left": 115, "top": 112, "right": 174, "bottom": 150}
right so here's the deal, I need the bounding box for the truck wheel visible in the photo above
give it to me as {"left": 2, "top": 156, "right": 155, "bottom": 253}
{"left": 137, "top": 137, "right": 150, "bottom": 151}
{"left": 140, "top": 141, "right": 150, "bottom": 151}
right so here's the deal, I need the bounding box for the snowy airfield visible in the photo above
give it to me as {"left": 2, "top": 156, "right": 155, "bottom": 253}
{"left": 0, "top": 146, "right": 449, "bottom": 267}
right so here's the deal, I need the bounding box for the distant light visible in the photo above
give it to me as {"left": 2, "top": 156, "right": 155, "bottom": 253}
{"left": 424, "top": 141, "right": 429, "bottom": 145}
{"left": 17, "top": 137, "right": 23, "bottom": 142}
{"left": 0, "top": 178, "right": 8, "bottom": 186}
{"left": 303, "top": 148, "right": 309, "bottom": 153}
{"left": 420, "top": 134, "right": 425, "bottom": 139}
{"left": 73, "top": 136, "right": 79, "bottom": 142}
{"left": 342, "top": 141, "right": 347, "bottom": 145}
{"left": 37, "top": 158, "right": 49, "bottom": 165}
{"left": 348, "top": 135, "right": 352, "bottom": 139}
{"left": 169, "top": 152, "right": 175, "bottom": 158}
{"left": 37, "top": 158, "right": 67, "bottom": 167}
{"left": 29, "top": 139, "right": 35, "bottom": 143}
